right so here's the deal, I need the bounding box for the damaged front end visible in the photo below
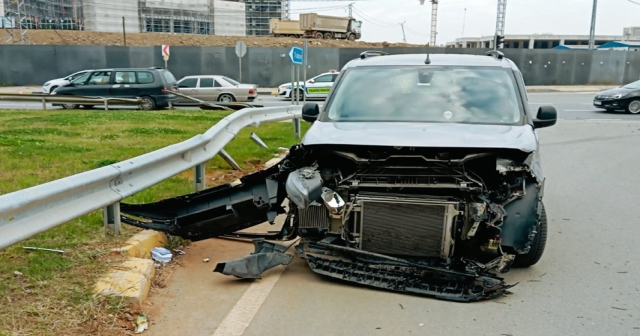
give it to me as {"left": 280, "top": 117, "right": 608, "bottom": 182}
{"left": 120, "top": 144, "right": 546, "bottom": 302}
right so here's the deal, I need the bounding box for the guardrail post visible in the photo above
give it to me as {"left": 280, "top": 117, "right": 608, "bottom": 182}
{"left": 293, "top": 117, "right": 301, "bottom": 139}
{"left": 104, "top": 99, "right": 109, "bottom": 111}
{"left": 41, "top": 97, "right": 46, "bottom": 110}
{"left": 194, "top": 163, "right": 205, "bottom": 191}
{"left": 103, "top": 203, "right": 121, "bottom": 235}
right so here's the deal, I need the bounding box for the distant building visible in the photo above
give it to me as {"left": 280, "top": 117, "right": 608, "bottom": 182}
{"left": 446, "top": 28, "right": 640, "bottom": 49}
{"left": 597, "top": 41, "right": 640, "bottom": 51}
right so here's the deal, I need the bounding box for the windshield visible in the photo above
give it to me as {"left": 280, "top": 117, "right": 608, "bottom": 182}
{"left": 224, "top": 77, "right": 240, "bottom": 86}
{"left": 323, "top": 66, "right": 523, "bottom": 125}
{"left": 623, "top": 80, "right": 640, "bottom": 90}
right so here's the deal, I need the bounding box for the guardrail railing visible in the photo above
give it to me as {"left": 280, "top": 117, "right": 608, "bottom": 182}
{"left": 0, "top": 105, "right": 303, "bottom": 249}
{"left": 0, "top": 93, "right": 143, "bottom": 110}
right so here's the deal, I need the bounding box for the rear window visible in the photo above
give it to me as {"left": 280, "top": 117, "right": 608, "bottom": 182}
{"left": 137, "top": 71, "right": 155, "bottom": 84}
{"left": 223, "top": 77, "right": 240, "bottom": 86}
{"left": 162, "top": 71, "right": 177, "bottom": 85}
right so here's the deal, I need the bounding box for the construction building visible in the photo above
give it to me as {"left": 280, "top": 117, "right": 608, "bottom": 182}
{"left": 1, "top": 0, "right": 282, "bottom": 37}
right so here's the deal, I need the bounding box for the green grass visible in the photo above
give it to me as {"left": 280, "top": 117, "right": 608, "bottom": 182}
{"left": 0, "top": 109, "right": 309, "bottom": 335}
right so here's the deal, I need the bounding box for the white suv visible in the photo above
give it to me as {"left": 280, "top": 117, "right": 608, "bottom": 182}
{"left": 276, "top": 70, "right": 339, "bottom": 100}
{"left": 42, "top": 70, "right": 92, "bottom": 94}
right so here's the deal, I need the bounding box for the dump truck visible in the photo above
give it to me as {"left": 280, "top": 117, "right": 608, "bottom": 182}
{"left": 269, "top": 19, "right": 305, "bottom": 38}
{"left": 299, "top": 13, "right": 362, "bottom": 41}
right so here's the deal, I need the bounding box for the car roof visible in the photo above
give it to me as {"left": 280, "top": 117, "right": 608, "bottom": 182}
{"left": 91, "top": 67, "right": 166, "bottom": 72}
{"left": 343, "top": 53, "right": 518, "bottom": 70}
{"left": 181, "top": 75, "right": 225, "bottom": 79}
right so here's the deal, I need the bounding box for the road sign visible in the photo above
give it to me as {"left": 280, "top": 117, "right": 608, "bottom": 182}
{"left": 235, "top": 41, "right": 247, "bottom": 58}
{"left": 162, "top": 45, "right": 170, "bottom": 60}
{"left": 288, "top": 46, "right": 303, "bottom": 65}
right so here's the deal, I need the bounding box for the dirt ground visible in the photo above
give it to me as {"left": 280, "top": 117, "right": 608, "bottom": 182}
{"left": 1, "top": 29, "right": 425, "bottom": 49}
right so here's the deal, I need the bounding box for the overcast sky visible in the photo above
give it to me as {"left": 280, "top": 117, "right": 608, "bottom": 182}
{"left": 290, "top": 0, "right": 640, "bottom": 45}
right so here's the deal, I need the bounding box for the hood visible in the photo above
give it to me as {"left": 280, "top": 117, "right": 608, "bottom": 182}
{"left": 279, "top": 81, "right": 306, "bottom": 88}
{"left": 302, "top": 121, "right": 538, "bottom": 153}
{"left": 597, "top": 87, "right": 636, "bottom": 97}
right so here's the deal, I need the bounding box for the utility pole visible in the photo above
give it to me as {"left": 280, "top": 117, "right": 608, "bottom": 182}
{"left": 588, "top": 0, "right": 598, "bottom": 50}
{"left": 399, "top": 21, "right": 407, "bottom": 43}
{"left": 348, "top": 3, "right": 354, "bottom": 18}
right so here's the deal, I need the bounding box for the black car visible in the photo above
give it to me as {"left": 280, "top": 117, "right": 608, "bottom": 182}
{"left": 52, "top": 67, "right": 180, "bottom": 110}
{"left": 593, "top": 80, "right": 640, "bottom": 114}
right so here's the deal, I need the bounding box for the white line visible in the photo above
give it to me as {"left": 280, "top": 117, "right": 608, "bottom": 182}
{"left": 563, "top": 109, "right": 594, "bottom": 112}
{"left": 211, "top": 268, "right": 284, "bottom": 336}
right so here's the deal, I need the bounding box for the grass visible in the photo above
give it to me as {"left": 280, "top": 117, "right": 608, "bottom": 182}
{"left": 0, "top": 108, "right": 309, "bottom": 335}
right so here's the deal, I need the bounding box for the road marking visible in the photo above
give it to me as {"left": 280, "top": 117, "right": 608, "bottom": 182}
{"left": 211, "top": 268, "right": 284, "bottom": 336}
{"left": 563, "top": 109, "right": 594, "bottom": 112}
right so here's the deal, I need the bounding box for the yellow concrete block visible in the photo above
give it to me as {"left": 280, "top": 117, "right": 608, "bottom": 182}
{"left": 112, "top": 229, "right": 167, "bottom": 258}
{"left": 95, "top": 257, "right": 155, "bottom": 305}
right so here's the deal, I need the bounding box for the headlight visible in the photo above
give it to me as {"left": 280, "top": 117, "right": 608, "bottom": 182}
{"left": 613, "top": 94, "right": 625, "bottom": 99}
{"left": 44, "top": 82, "right": 51, "bottom": 86}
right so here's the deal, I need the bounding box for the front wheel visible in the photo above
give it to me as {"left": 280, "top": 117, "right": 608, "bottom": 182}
{"left": 139, "top": 96, "right": 156, "bottom": 111}
{"left": 289, "top": 89, "right": 304, "bottom": 100}
{"left": 348, "top": 34, "right": 356, "bottom": 41}
{"left": 513, "top": 203, "right": 548, "bottom": 267}
{"left": 626, "top": 100, "right": 640, "bottom": 114}
{"left": 62, "top": 103, "right": 77, "bottom": 109}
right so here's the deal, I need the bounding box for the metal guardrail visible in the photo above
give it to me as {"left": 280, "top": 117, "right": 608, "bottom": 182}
{"left": 0, "top": 105, "right": 303, "bottom": 250}
{"left": 0, "top": 93, "right": 143, "bottom": 110}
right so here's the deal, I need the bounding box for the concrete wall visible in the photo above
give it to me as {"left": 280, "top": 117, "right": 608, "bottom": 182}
{"left": 1, "top": 45, "right": 639, "bottom": 87}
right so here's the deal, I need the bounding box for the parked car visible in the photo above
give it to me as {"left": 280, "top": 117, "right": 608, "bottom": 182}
{"left": 52, "top": 67, "right": 179, "bottom": 110}
{"left": 276, "top": 70, "right": 339, "bottom": 100}
{"left": 594, "top": 80, "right": 640, "bottom": 113}
{"left": 42, "top": 70, "right": 92, "bottom": 94}
{"left": 175, "top": 75, "right": 257, "bottom": 104}
{"left": 120, "top": 51, "right": 558, "bottom": 302}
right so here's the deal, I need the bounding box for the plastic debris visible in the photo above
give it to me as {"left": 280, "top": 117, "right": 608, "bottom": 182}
{"left": 22, "top": 246, "right": 65, "bottom": 254}
{"left": 13, "top": 271, "right": 22, "bottom": 276}
{"left": 203, "top": 258, "right": 210, "bottom": 263}
{"left": 151, "top": 247, "right": 172, "bottom": 263}
{"left": 135, "top": 314, "right": 149, "bottom": 333}
{"left": 173, "top": 249, "right": 186, "bottom": 255}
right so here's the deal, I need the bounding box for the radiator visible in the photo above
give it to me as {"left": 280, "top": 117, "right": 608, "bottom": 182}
{"left": 298, "top": 204, "right": 330, "bottom": 229}
{"left": 359, "top": 198, "right": 458, "bottom": 258}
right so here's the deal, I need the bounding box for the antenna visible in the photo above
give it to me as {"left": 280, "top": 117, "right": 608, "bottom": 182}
{"left": 425, "top": 45, "right": 431, "bottom": 64}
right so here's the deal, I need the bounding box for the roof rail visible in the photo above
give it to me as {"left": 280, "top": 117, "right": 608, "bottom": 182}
{"left": 149, "top": 67, "right": 164, "bottom": 70}
{"left": 485, "top": 50, "right": 504, "bottom": 60}
{"left": 360, "top": 50, "right": 389, "bottom": 59}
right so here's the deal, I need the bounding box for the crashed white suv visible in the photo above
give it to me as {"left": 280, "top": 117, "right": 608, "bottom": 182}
{"left": 120, "top": 51, "right": 558, "bottom": 302}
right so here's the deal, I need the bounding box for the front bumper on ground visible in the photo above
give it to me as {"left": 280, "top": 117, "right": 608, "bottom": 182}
{"left": 594, "top": 98, "right": 624, "bottom": 110}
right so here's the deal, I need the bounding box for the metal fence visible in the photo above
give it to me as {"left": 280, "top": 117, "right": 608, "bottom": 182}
{"left": 0, "top": 93, "right": 143, "bottom": 110}
{"left": 0, "top": 105, "right": 302, "bottom": 250}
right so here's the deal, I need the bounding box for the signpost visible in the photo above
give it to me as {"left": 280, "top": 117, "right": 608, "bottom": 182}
{"left": 235, "top": 41, "right": 247, "bottom": 83}
{"left": 162, "top": 45, "right": 170, "bottom": 69}
{"left": 289, "top": 46, "right": 304, "bottom": 139}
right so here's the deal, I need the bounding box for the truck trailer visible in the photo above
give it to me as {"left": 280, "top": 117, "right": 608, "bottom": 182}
{"left": 299, "top": 13, "right": 362, "bottom": 41}
{"left": 269, "top": 19, "right": 305, "bottom": 38}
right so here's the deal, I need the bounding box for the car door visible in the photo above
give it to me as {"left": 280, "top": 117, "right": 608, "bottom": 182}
{"left": 108, "top": 71, "right": 139, "bottom": 98}
{"left": 305, "top": 74, "right": 334, "bottom": 98}
{"left": 196, "top": 77, "right": 219, "bottom": 101}
{"left": 79, "top": 71, "right": 113, "bottom": 97}
{"left": 176, "top": 77, "right": 199, "bottom": 103}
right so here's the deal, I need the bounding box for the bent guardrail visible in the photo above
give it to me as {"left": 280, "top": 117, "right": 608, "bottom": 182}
{"left": 0, "top": 105, "right": 302, "bottom": 250}
{"left": 0, "top": 93, "right": 143, "bottom": 110}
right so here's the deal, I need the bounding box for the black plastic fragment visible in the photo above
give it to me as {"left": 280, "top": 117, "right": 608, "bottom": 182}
{"left": 213, "top": 239, "right": 294, "bottom": 279}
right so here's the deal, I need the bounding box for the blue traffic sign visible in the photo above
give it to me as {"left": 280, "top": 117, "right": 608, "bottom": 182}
{"left": 288, "top": 46, "right": 303, "bottom": 65}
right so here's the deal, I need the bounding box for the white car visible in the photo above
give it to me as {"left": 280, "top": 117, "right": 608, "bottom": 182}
{"left": 276, "top": 70, "right": 339, "bottom": 100}
{"left": 42, "top": 70, "right": 92, "bottom": 94}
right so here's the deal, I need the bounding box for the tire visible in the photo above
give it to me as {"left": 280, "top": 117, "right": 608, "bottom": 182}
{"left": 139, "top": 96, "right": 156, "bottom": 111}
{"left": 217, "top": 94, "right": 235, "bottom": 103}
{"left": 626, "top": 100, "right": 640, "bottom": 114}
{"left": 513, "top": 203, "right": 548, "bottom": 267}
{"left": 323, "top": 32, "right": 333, "bottom": 40}
{"left": 314, "top": 32, "right": 323, "bottom": 39}
{"left": 289, "top": 89, "right": 305, "bottom": 100}
{"left": 348, "top": 34, "right": 356, "bottom": 41}
{"left": 62, "top": 103, "right": 77, "bottom": 109}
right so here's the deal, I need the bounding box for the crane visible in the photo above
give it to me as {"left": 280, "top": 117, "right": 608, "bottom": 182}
{"left": 418, "top": 0, "right": 438, "bottom": 47}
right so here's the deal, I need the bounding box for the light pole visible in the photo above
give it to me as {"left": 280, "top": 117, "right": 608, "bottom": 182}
{"left": 588, "top": 0, "right": 597, "bottom": 50}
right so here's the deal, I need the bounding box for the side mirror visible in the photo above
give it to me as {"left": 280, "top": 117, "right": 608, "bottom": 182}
{"left": 533, "top": 106, "right": 557, "bottom": 128}
{"left": 309, "top": 79, "right": 315, "bottom": 84}
{"left": 302, "top": 102, "right": 320, "bottom": 123}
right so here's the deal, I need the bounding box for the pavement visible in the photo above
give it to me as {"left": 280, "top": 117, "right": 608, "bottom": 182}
{"left": 140, "top": 118, "right": 640, "bottom": 336}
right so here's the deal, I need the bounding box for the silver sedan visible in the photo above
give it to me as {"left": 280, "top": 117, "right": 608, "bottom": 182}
{"left": 175, "top": 75, "right": 258, "bottom": 104}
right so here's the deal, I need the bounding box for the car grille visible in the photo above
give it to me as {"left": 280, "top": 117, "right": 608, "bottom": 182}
{"left": 358, "top": 197, "right": 458, "bottom": 258}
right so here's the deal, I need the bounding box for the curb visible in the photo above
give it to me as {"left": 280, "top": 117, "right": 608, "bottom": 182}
{"left": 112, "top": 230, "right": 167, "bottom": 258}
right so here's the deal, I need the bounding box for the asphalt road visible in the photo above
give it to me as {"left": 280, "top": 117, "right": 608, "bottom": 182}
{"left": 1, "top": 92, "right": 640, "bottom": 122}
{"left": 143, "top": 118, "right": 640, "bottom": 336}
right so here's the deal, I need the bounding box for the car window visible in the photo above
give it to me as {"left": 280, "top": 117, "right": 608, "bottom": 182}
{"left": 331, "top": 74, "right": 339, "bottom": 81}
{"left": 137, "top": 71, "right": 155, "bottom": 84}
{"left": 115, "top": 71, "right": 136, "bottom": 84}
{"left": 223, "top": 77, "right": 240, "bottom": 86}
{"left": 324, "top": 66, "right": 523, "bottom": 125}
{"left": 314, "top": 74, "right": 334, "bottom": 83}
{"left": 179, "top": 78, "right": 198, "bottom": 88}
{"left": 199, "top": 78, "right": 215, "bottom": 88}
{"left": 71, "top": 72, "right": 91, "bottom": 85}
{"left": 67, "top": 71, "right": 85, "bottom": 81}
{"left": 88, "top": 71, "right": 112, "bottom": 85}
{"left": 214, "top": 80, "right": 224, "bottom": 88}
{"left": 162, "top": 71, "right": 177, "bottom": 85}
